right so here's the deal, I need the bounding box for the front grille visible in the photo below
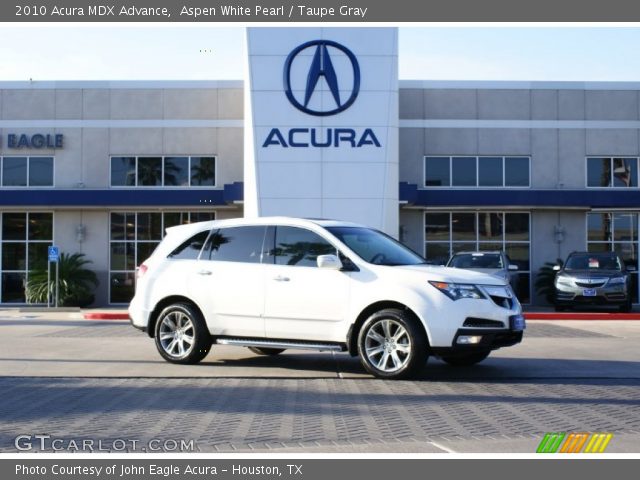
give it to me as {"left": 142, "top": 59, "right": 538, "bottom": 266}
{"left": 463, "top": 317, "right": 505, "bottom": 328}
{"left": 576, "top": 281, "right": 606, "bottom": 288}
{"left": 574, "top": 277, "right": 608, "bottom": 288}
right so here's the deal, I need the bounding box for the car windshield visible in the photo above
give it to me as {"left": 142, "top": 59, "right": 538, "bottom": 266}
{"left": 448, "top": 253, "right": 503, "bottom": 269}
{"left": 565, "top": 254, "right": 622, "bottom": 271}
{"left": 326, "top": 227, "right": 426, "bottom": 266}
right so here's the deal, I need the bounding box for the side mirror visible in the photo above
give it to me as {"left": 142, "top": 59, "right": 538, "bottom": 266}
{"left": 552, "top": 265, "right": 561, "bottom": 271}
{"left": 508, "top": 264, "right": 519, "bottom": 271}
{"left": 317, "top": 254, "right": 343, "bottom": 270}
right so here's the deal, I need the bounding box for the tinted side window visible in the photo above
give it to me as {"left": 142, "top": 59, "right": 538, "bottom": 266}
{"left": 204, "top": 226, "right": 265, "bottom": 263}
{"left": 168, "top": 230, "right": 209, "bottom": 260}
{"left": 274, "top": 226, "right": 336, "bottom": 267}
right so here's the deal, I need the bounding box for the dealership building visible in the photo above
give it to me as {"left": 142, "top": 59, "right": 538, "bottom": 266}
{"left": 1, "top": 27, "right": 639, "bottom": 306}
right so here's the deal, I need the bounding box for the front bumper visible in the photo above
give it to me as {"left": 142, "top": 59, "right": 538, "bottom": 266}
{"left": 555, "top": 284, "right": 629, "bottom": 306}
{"left": 430, "top": 315, "right": 524, "bottom": 355}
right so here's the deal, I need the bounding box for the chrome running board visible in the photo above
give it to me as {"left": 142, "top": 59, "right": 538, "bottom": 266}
{"left": 216, "top": 337, "right": 344, "bottom": 352}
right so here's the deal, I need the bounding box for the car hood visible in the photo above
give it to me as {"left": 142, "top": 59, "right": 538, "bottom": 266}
{"left": 390, "top": 264, "right": 509, "bottom": 285}
{"left": 560, "top": 269, "right": 624, "bottom": 278}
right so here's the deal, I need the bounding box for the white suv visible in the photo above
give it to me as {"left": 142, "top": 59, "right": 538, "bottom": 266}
{"left": 129, "top": 217, "right": 524, "bottom": 379}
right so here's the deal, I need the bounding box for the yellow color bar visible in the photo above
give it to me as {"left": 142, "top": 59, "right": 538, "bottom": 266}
{"left": 584, "top": 434, "right": 599, "bottom": 453}
{"left": 592, "top": 433, "right": 606, "bottom": 453}
{"left": 585, "top": 433, "right": 613, "bottom": 453}
{"left": 597, "top": 433, "right": 613, "bottom": 453}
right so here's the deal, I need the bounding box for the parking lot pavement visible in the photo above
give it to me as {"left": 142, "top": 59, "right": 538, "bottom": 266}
{"left": 0, "top": 312, "right": 639, "bottom": 453}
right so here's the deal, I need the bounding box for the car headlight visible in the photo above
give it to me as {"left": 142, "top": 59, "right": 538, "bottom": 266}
{"left": 429, "top": 281, "right": 485, "bottom": 301}
{"left": 555, "top": 276, "right": 573, "bottom": 286}
{"left": 608, "top": 276, "right": 626, "bottom": 285}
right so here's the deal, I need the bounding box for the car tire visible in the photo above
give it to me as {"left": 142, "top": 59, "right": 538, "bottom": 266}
{"left": 440, "top": 351, "right": 490, "bottom": 366}
{"left": 154, "top": 303, "right": 211, "bottom": 364}
{"left": 357, "top": 308, "right": 428, "bottom": 380}
{"left": 248, "top": 347, "right": 286, "bottom": 356}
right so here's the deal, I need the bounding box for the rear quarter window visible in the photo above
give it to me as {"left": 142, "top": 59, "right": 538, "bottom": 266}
{"left": 167, "top": 230, "right": 210, "bottom": 260}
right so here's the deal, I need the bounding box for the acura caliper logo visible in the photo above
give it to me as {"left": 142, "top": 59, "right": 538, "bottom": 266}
{"left": 283, "top": 40, "right": 361, "bottom": 116}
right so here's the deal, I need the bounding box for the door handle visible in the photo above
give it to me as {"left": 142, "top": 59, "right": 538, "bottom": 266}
{"left": 197, "top": 270, "right": 212, "bottom": 276}
{"left": 273, "top": 275, "right": 290, "bottom": 282}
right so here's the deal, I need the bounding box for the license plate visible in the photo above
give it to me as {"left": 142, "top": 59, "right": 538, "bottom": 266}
{"left": 510, "top": 314, "right": 526, "bottom": 331}
{"left": 583, "top": 289, "right": 597, "bottom": 297}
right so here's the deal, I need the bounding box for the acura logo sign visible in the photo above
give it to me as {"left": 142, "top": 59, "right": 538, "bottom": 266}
{"left": 283, "top": 40, "right": 360, "bottom": 116}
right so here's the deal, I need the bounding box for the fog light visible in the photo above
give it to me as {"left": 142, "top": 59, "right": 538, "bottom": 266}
{"left": 457, "top": 335, "right": 483, "bottom": 345}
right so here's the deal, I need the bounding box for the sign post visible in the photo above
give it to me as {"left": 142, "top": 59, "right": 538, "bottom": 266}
{"left": 48, "top": 246, "right": 59, "bottom": 308}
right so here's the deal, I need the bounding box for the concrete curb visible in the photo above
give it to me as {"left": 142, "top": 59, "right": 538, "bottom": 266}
{"left": 83, "top": 312, "right": 129, "bottom": 320}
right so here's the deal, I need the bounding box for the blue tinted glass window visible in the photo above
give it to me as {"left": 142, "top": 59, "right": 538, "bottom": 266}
{"left": 164, "top": 157, "right": 189, "bottom": 186}
{"left": 111, "top": 157, "right": 136, "bottom": 186}
{"left": 2, "top": 157, "right": 27, "bottom": 186}
{"left": 505, "top": 157, "right": 529, "bottom": 187}
{"left": 452, "top": 157, "right": 476, "bottom": 186}
{"left": 28, "top": 157, "right": 53, "bottom": 186}
{"left": 191, "top": 157, "right": 216, "bottom": 186}
{"left": 478, "top": 157, "right": 502, "bottom": 186}
{"left": 424, "top": 157, "right": 450, "bottom": 187}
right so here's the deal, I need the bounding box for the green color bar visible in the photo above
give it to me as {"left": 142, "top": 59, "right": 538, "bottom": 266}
{"left": 548, "top": 432, "right": 566, "bottom": 453}
{"left": 536, "top": 433, "right": 553, "bottom": 453}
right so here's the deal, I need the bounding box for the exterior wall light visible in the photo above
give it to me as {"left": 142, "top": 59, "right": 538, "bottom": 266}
{"left": 76, "top": 224, "right": 86, "bottom": 243}
{"left": 554, "top": 225, "right": 565, "bottom": 244}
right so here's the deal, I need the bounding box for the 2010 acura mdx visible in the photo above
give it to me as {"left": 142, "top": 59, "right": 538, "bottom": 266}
{"left": 129, "top": 217, "right": 524, "bottom": 379}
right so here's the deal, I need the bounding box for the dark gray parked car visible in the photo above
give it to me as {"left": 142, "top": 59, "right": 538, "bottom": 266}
{"left": 554, "top": 252, "right": 633, "bottom": 312}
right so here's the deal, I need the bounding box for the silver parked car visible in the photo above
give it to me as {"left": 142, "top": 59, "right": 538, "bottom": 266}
{"left": 446, "top": 251, "right": 519, "bottom": 294}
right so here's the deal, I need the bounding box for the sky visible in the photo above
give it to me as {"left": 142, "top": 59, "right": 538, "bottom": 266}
{"left": 2, "top": 26, "right": 640, "bottom": 81}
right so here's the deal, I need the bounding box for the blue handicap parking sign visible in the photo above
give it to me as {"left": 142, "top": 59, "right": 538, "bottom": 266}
{"left": 48, "top": 246, "right": 59, "bottom": 262}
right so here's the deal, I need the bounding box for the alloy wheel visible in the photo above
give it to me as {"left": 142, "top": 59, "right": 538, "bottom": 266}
{"left": 364, "top": 318, "right": 412, "bottom": 373}
{"left": 158, "top": 310, "right": 195, "bottom": 359}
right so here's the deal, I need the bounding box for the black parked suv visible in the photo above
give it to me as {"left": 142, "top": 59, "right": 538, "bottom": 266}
{"left": 554, "top": 252, "right": 633, "bottom": 312}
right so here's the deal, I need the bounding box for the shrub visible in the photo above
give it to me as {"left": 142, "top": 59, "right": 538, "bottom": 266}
{"left": 25, "top": 252, "right": 98, "bottom": 307}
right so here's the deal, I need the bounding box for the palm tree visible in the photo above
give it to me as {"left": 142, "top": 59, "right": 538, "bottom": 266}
{"left": 25, "top": 253, "right": 99, "bottom": 307}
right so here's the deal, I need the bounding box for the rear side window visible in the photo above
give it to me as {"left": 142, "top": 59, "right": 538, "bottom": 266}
{"left": 273, "top": 226, "right": 336, "bottom": 267}
{"left": 168, "top": 230, "right": 209, "bottom": 260}
{"left": 203, "top": 226, "right": 265, "bottom": 263}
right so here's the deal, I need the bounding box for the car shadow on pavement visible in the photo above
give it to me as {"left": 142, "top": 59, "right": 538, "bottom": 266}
{"left": 201, "top": 351, "right": 640, "bottom": 384}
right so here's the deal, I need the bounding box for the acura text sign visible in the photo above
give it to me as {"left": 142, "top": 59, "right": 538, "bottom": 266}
{"left": 245, "top": 28, "right": 399, "bottom": 235}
